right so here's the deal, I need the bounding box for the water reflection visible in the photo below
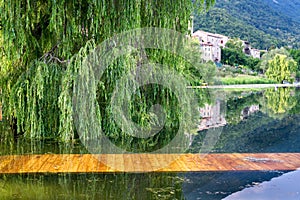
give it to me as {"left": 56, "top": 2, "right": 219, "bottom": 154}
{"left": 198, "top": 88, "right": 300, "bottom": 129}
{"left": 264, "top": 88, "right": 297, "bottom": 118}
{"left": 191, "top": 111, "right": 300, "bottom": 153}
{"left": 198, "top": 100, "right": 227, "bottom": 131}
{"left": 190, "top": 88, "right": 300, "bottom": 153}
{"left": 0, "top": 173, "right": 185, "bottom": 200}
{"left": 1, "top": 88, "right": 300, "bottom": 156}
{"left": 240, "top": 104, "right": 259, "bottom": 120}
{"left": 0, "top": 121, "right": 88, "bottom": 156}
{"left": 224, "top": 169, "right": 300, "bottom": 200}
{"left": 1, "top": 88, "right": 300, "bottom": 199}
{"left": 0, "top": 171, "right": 294, "bottom": 200}
{"left": 182, "top": 171, "right": 286, "bottom": 200}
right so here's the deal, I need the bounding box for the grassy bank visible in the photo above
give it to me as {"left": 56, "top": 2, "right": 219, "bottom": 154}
{"left": 219, "top": 75, "right": 276, "bottom": 85}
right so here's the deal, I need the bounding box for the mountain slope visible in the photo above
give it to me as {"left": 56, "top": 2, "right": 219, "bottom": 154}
{"left": 262, "top": 0, "right": 300, "bottom": 22}
{"left": 194, "top": 0, "right": 300, "bottom": 49}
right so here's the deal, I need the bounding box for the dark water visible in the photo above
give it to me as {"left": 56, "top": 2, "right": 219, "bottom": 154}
{"left": 0, "top": 171, "right": 294, "bottom": 200}
{"left": 1, "top": 88, "right": 300, "bottom": 199}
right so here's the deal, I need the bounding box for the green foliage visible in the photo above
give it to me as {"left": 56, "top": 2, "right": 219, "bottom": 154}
{"left": 221, "top": 48, "right": 245, "bottom": 66}
{"left": 266, "top": 54, "right": 297, "bottom": 83}
{"left": 176, "top": 38, "right": 216, "bottom": 85}
{"left": 0, "top": 173, "right": 185, "bottom": 199}
{"left": 221, "top": 48, "right": 261, "bottom": 70}
{"left": 289, "top": 49, "right": 300, "bottom": 78}
{"left": 226, "top": 92, "right": 261, "bottom": 125}
{"left": 289, "top": 49, "right": 300, "bottom": 67}
{"left": 0, "top": 28, "right": 24, "bottom": 123}
{"left": 289, "top": 88, "right": 300, "bottom": 115}
{"left": 262, "top": 0, "right": 300, "bottom": 22}
{"left": 260, "top": 47, "right": 290, "bottom": 73}
{"left": 225, "top": 38, "right": 244, "bottom": 52}
{"left": 0, "top": 0, "right": 216, "bottom": 143}
{"left": 194, "top": 1, "right": 300, "bottom": 49}
{"left": 58, "top": 40, "right": 96, "bottom": 141}
{"left": 194, "top": 111, "right": 300, "bottom": 153}
{"left": 9, "top": 61, "right": 62, "bottom": 138}
{"left": 264, "top": 88, "right": 297, "bottom": 117}
{"left": 221, "top": 76, "right": 276, "bottom": 85}
{"left": 221, "top": 38, "right": 261, "bottom": 71}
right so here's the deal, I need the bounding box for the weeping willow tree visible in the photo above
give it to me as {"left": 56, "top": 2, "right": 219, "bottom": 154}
{"left": 259, "top": 47, "right": 290, "bottom": 74}
{"left": 266, "top": 54, "right": 297, "bottom": 83}
{"left": 0, "top": 0, "right": 216, "bottom": 146}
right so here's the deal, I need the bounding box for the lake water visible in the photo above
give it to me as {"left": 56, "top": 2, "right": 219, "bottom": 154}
{"left": 0, "top": 88, "right": 300, "bottom": 199}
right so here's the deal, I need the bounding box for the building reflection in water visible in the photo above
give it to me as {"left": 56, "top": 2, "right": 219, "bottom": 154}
{"left": 198, "top": 100, "right": 260, "bottom": 131}
{"left": 198, "top": 100, "right": 227, "bottom": 131}
{"left": 240, "top": 105, "right": 260, "bottom": 120}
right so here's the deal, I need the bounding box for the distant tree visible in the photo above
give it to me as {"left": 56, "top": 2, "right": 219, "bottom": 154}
{"left": 184, "top": 38, "right": 216, "bottom": 85}
{"left": 221, "top": 48, "right": 245, "bottom": 66}
{"left": 201, "top": 61, "right": 217, "bottom": 84}
{"left": 289, "top": 49, "right": 300, "bottom": 67}
{"left": 225, "top": 38, "right": 244, "bottom": 52}
{"left": 260, "top": 47, "right": 290, "bottom": 73}
{"left": 289, "top": 49, "right": 300, "bottom": 79}
{"left": 246, "top": 57, "right": 261, "bottom": 71}
{"left": 266, "top": 54, "right": 297, "bottom": 83}
{"left": 221, "top": 47, "right": 260, "bottom": 70}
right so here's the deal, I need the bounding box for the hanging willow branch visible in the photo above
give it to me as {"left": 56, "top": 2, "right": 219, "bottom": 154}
{"left": 0, "top": 0, "right": 215, "bottom": 142}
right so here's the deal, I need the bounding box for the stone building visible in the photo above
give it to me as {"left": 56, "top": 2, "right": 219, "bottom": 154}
{"left": 192, "top": 30, "right": 229, "bottom": 62}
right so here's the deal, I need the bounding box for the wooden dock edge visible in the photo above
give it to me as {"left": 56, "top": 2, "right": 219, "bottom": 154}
{"left": 0, "top": 153, "right": 300, "bottom": 174}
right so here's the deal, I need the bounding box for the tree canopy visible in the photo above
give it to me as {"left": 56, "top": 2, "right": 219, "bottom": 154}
{"left": 266, "top": 54, "right": 297, "bottom": 83}
{"left": 259, "top": 47, "right": 290, "bottom": 73}
{"left": 289, "top": 49, "right": 300, "bottom": 79}
{"left": 0, "top": 0, "right": 216, "bottom": 143}
{"left": 221, "top": 45, "right": 261, "bottom": 71}
{"left": 225, "top": 38, "right": 244, "bottom": 52}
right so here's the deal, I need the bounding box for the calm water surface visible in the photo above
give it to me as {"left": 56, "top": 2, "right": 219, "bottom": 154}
{"left": 1, "top": 88, "right": 300, "bottom": 199}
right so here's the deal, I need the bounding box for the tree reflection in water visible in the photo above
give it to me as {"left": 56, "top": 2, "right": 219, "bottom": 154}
{"left": 264, "top": 87, "right": 297, "bottom": 118}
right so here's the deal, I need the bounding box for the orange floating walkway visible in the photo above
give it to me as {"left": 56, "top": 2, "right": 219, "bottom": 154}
{"left": 0, "top": 153, "right": 300, "bottom": 174}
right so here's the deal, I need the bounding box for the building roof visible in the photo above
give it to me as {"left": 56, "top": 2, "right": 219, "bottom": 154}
{"left": 192, "top": 30, "right": 228, "bottom": 39}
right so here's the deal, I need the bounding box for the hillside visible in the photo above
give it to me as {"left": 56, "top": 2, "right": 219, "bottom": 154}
{"left": 194, "top": 0, "right": 300, "bottom": 49}
{"left": 262, "top": 0, "right": 300, "bottom": 22}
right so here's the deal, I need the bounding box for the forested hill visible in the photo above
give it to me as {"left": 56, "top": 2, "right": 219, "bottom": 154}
{"left": 194, "top": 0, "right": 300, "bottom": 50}
{"left": 263, "top": 0, "right": 300, "bottom": 22}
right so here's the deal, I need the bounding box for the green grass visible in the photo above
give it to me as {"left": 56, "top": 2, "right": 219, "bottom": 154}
{"left": 214, "top": 88, "right": 266, "bottom": 92}
{"left": 219, "top": 75, "right": 276, "bottom": 85}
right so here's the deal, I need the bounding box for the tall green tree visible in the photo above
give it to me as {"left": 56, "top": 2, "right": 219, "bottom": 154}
{"left": 221, "top": 47, "right": 260, "bottom": 70}
{"left": 225, "top": 38, "right": 244, "bottom": 52}
{"left": 289, "top": 49, "right": 300, "bottom": 67}
{"left": 0, "top": 0, "right": 216, "bottom": 142}
{"left": 266, "top": 54, "right": 297, "bottom": 83}
{"left": 289, "top": 49, "right": 300, "bottom": 79}
{"left": 259, "top": 47, "right": 290, "bottom": 73}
